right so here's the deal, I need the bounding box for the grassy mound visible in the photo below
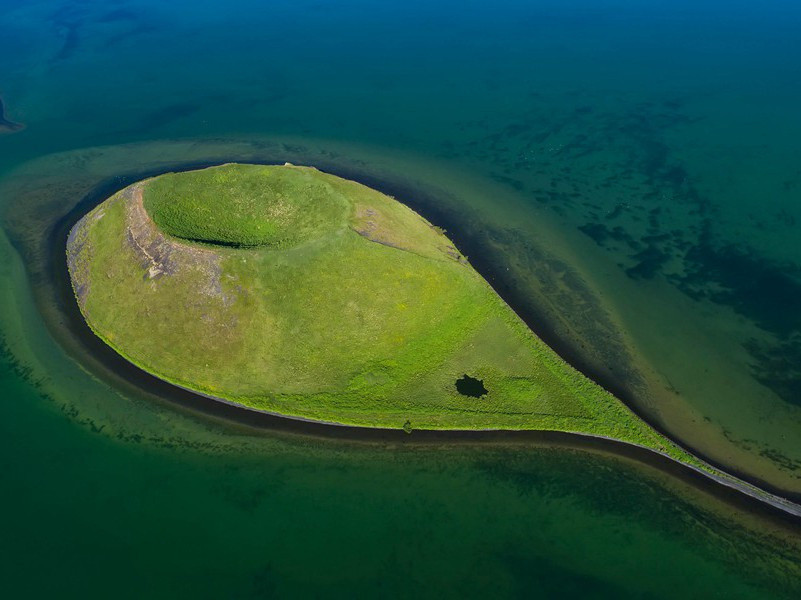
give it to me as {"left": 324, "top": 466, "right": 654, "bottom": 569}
{"left": 67, "top": 164, "right": 697, "bottom": 464}
{"left": 143, "top": 164, "right": 348, "bottom": 247}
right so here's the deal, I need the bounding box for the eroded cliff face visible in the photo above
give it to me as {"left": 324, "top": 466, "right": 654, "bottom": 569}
{"left": 69, "top": 183, "right": 239, "bottom": 313}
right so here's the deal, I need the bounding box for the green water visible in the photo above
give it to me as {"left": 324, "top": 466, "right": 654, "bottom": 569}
{"left": 3, "top": 350, "right": 801, "bottom": 598}
{"left": 2, "top": 0, "right": 801, "bottom": 596}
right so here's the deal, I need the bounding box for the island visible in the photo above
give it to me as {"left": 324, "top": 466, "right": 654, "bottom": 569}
{"left": 67, "top": 163, "right": 694, "bottom": 461}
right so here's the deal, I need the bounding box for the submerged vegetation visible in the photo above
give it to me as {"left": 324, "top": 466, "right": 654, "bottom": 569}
{"left": 0, "top": 97, "right": 24, "bottom": 134}
{"left": 67, "top": 163, "right": 700, "bottom": 465}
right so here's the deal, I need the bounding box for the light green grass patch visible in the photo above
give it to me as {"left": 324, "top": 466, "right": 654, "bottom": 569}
{"left": 143, "top": 163, "right": 349, "bottom": 248}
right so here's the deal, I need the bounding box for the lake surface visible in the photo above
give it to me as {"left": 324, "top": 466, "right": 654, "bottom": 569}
{"left": 2, "top": 0, "right": 801, "bottom": 597}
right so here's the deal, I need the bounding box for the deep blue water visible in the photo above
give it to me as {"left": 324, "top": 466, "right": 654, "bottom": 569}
{"left": 2, "top": 0, "right": 801, "bottom": 597}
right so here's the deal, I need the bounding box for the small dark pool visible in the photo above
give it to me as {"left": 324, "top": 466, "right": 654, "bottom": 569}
{"left": 455, "top": 374, "right": 488, "bottom": 398}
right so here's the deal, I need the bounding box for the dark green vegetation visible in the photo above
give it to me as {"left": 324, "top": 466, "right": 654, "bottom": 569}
{"left": 67, "top": 163, "right": 694, "bottom": 463}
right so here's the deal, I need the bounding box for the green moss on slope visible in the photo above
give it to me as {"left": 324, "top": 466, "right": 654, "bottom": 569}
{"left": 143, "top": 164, "right": 348, "bottom": 247}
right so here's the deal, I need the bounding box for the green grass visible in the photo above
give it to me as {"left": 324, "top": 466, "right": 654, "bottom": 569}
{"left": 143, "top": 163, "right": 349, "bottom": 247}
{"left": 68, "top": 164, "right": 705, "bottom": 468}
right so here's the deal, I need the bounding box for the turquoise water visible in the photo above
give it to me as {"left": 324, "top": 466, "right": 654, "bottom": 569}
{"left": 2, "top": 0, "right": 801, "bottom": 596}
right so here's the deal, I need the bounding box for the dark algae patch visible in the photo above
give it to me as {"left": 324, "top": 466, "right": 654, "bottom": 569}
{"left": 677, "top": 239, "right": 801, "bottom": 334}
{"left": 0, "top": 97, "right": 23, "bottom": 134}
{"left": 475, "top": 448, "right": 801, "bottom": 596}
{"left": 675, "top": 236, "right": 801, "bottom": 408}
{"left": 480, "top": 93, "right": 801, "bottom": 415}
{"left": 744, "top": 336, "right": 801, "bottom": 411}
{"left": 455, "top": 374, "right": 488, "bottom": 398}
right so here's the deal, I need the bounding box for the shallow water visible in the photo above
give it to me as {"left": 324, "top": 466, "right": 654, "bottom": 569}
{"left": 2, "top": 0, "right": 801, "bottom": 597}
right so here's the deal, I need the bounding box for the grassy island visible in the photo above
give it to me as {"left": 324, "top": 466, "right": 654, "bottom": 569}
{"left": 66, "top": 163, "right": 695, "bottom": 461}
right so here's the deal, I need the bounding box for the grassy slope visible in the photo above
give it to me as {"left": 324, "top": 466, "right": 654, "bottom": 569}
{"left": 68, "top": 164, "right": 701, "bottom": 466}
{"left": 143, "top": 164, "right": 348, "bottom": 247}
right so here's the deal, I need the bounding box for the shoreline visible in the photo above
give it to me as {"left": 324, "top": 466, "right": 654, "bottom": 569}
{"left": 43, "top": 158, "right": 801, "bottom": 521}
{"left": 69, "top": 335, "right": 801, "bottom": 520}
{"left": 128, "top": 367, "right": 801, "bottom": 520}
